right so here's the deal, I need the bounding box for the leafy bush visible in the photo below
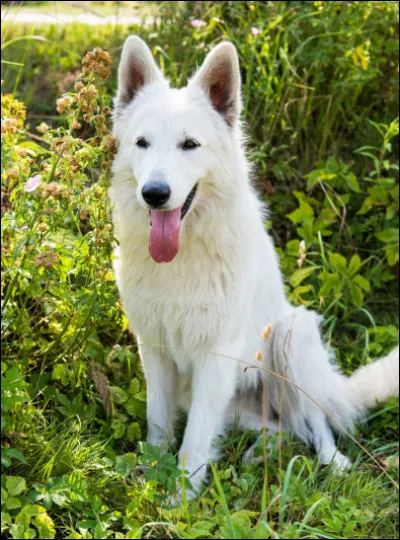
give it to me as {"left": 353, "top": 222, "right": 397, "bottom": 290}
{"left": 1, "top": 1, "right": 399, "bottom": 538}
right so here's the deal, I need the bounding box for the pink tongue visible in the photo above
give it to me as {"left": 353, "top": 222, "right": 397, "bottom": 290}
{"left": 149, "top": 207, "right": 182, "bottom": 263}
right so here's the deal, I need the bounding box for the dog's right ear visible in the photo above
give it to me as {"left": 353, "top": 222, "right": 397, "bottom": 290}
{"left": 116, "top": 36, "right": 162, "bottom": 107}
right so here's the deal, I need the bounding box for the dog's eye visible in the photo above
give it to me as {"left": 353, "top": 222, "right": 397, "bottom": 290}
{"left": 136, "top": 137, "right": 149, "bottom": 149}
{"left": 182, "top": 139, "right": 199, "bottom": 150}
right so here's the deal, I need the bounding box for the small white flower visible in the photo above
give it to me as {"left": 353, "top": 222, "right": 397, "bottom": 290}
{"left": 24, "top": 175, "right": 41, "bottom": 192}
{"left": 191, "top": 19, "right": 206, "bottom": 28}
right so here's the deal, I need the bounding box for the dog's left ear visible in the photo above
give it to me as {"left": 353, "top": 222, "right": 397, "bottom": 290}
{"left": 189, "top": 42, "right": 241, "bottom": 127}
{"left": 115, "top": 35, "right": 163, "bottom": 108}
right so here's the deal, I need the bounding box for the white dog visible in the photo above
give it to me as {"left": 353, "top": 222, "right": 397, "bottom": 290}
{"left": 110, "top": 36, "right": 399, "bottom": 500}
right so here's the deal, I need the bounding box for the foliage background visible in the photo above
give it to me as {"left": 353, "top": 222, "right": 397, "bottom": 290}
{"left": 1, "top": 1, "right": 399, "bottom": 538}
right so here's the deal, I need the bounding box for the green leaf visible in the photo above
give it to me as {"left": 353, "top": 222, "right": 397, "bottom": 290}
{"left": 6, "top": 477, "right": 27, "bottom": 497}
{"left": 109, "top": 386, "right": 128, "bottom": 403}
{"left": 288, "top": 200, "right": 314, "bottom": 224}
{"left": 126, "top": 422, "right": 141, "bottom": 442}
{"left": 290, "top": 267, "right": 315, "bottom": 288}
{"left": 185, "top": 520, "right": 215, "bottom": 538}
{"left": 124, "top": 397, "right": 146, "bottom": 419}
{"left": 115, "top": 453, "right": 137, "bottom": 476}
{"left": 285, "top": 239, "right": 302, "bottom": 257}
{"left": 2, "top": 448, "right": 28, "bottom": 466}
{"left": 2, "top": 487, "right": 8, "bottom": 504}
{"left": 10, "top": 524, "right": 28, "bottom": 539}
{"left": 376, "top": 228, "right": 399, "bottom": 243}
{"left": 94, "top": 523, "right": 108, "bottom": 539}
{"left": 128, "top": 379, "right": 141, "bottom": 395}
{"left": 6, "top": 497, "right": 22, "bottom": 510}
{"left": 348, "top": 254, "right": 361, "bottom": 276}
{"left": 1, "top": 511, "right": 12, "bottom": 527}
{"left": 18, "top": 505, "right": 47, "bottom": 517}
{"left": 77, "top": 519, "right": 97, "bottom": 529}
{"left": 111, "top": 420, "right": 125, "bottom": 440}
{"left": 344, "top": 172, "right": 361, "bottom": 193}
{"left": 318, "top": 272, "right": 341, "bottom": 297}
{"left": 349, "top": 282, "right": 364, "bottom": 307}
{"left": 305, "top": 169, "right": 321, "bottom": 190}
{"left": 385, "top": 245, "right": 399, "bottom": 266}
{"left": 328, "top": 252, "right": 348, "bottom": 272}
{"left": 352, "top": 274, "right": 371, "bottom": 292}
{"left": 33, "top": 514, "right": 56, "bottom": 539}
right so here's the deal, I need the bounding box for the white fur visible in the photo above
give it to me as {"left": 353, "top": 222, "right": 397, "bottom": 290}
{"left": 110, "top": 37, "right": 399, "bottom": 500}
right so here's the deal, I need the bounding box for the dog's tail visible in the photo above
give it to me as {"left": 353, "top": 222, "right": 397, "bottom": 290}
{"left": 347, "top": 346, "right": 399, "bottom": 410}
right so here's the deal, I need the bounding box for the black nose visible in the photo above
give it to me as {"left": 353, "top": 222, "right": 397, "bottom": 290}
{"left": 141, "top": 182, "right": 171, "bottom": 208}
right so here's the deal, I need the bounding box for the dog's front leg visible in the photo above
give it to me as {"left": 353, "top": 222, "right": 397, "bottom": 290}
{"left": 139, "top": 344, "right": 178, "bottom": 449}
{"left": 177, "top": 352, "right": 237, "bottom": 498}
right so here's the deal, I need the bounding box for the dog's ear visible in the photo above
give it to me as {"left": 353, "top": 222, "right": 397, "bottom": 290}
{"left": 116, "top": 36, "right": 162, "bottom": 107}
{"left": 189, "top": 42, "right": 241, "bottom": 127}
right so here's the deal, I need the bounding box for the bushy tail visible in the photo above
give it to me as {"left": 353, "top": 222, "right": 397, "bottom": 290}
{"left": 348, "top": 346, "right": 399, "bottom": 410}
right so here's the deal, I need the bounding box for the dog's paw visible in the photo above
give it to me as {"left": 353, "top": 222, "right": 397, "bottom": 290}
{"left": 330, "top": 451, "right": 352, "bottom": 474}
{"left": 319, "top": 450, "right": 352, "bottom": 474}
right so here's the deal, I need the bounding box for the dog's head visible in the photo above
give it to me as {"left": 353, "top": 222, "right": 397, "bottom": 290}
{"left": 112, "top": 36, "right": 242, "bottom": 263}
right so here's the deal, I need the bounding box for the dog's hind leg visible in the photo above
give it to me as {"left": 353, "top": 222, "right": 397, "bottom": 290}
{"left": 265, "top": 305, "right": 357, "bottom": 470}
{"left": 310, "top": 409, "right": 351, "bottom": 471}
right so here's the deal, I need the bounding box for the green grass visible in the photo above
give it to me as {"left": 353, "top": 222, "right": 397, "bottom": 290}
{"left": 1, "top": 1, "right": 399, "bottom": 538}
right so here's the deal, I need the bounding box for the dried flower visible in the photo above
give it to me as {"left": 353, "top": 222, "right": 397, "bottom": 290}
{"left": 37, "top": 122, "right": 50, "bottom": 134}
{"left": 38, "top": 223, "right": 48, "bottom": 233}
{"left": 82, "top": 48, "right": 112, "bottom": 80}
{"left": 297, "top": 240, "right": 306, "bottom": 268}
{"left": 261, "top": 324, "right": 273, "bottom": 341}
{"left": 255, "top": 350, "right": 263, "bottom": 361}
{"left": 42, "top": 181, "right": 62, "bottom": 200}
{"left": 35, "top": 250, "right": 59, "bottom": 269}
{"left": 100, "top": 134, "right": 117, "bottom": 156}
{"left": 6, "top": 167, "right": 19, "bottom": 182}
{"left": 1, "top": 117, "right": 18, "bottom": 135}
{"left": 56, "top": 95, "right": 74, "bottom": 114}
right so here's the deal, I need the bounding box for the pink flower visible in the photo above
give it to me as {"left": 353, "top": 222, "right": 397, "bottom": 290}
{"left": 191, "top": 19, "right": 206, "bottom": 28}
{"left": 25, "top": 175, "right": 41, "bottom": 192}
{"left": 251, "top": 27, "right": 261, "bottom": 35}
{"left": 22, "top": 225, "right": 28, "bottom": 231}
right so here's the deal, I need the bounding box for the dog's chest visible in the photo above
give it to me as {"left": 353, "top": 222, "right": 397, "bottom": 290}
{"left": 116, "top": 244, "right": 240, "bottom": 352}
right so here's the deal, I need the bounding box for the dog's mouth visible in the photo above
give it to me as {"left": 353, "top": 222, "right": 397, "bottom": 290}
{"left": 148, "top": 183, "right": 198, "bottom": 264}
{"left": 180, "top": 183, "right": 198, "bottom": 220}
